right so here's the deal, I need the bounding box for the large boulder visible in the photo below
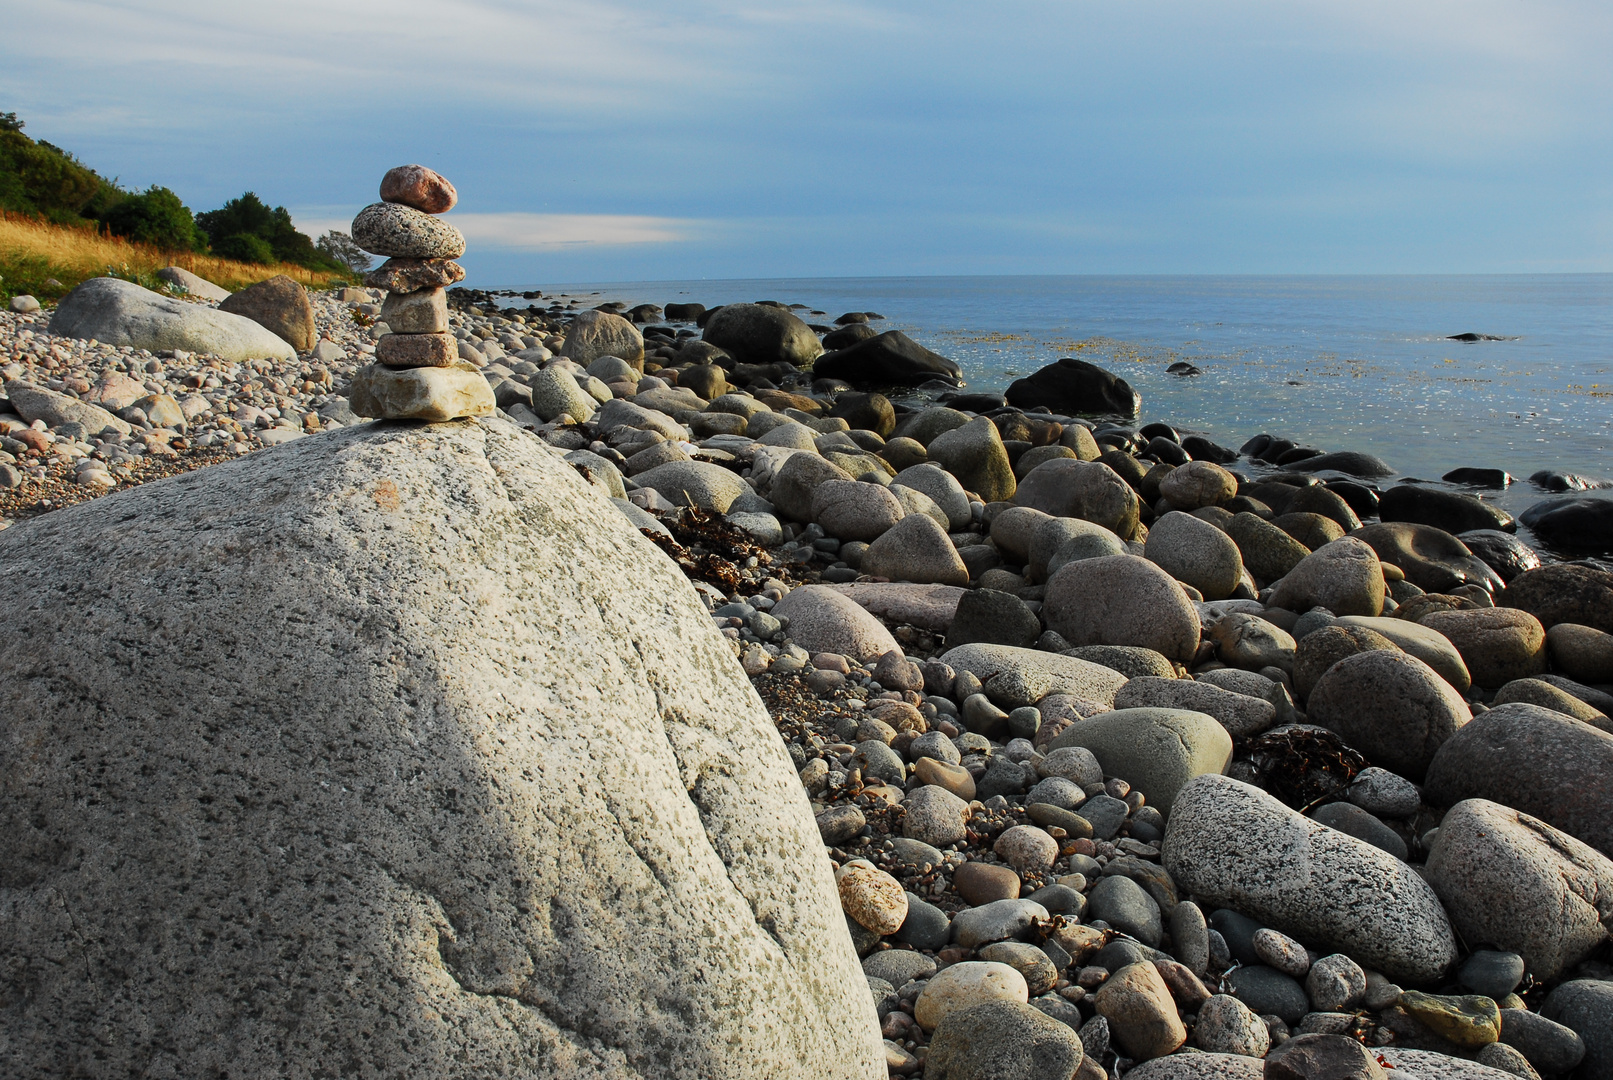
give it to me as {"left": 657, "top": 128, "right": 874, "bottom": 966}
{"left": 1424, "top": 703, "right": 1613, "bottom": 856}
{"left": 156, "top": 264, "right": 230, "bottom": 301}
{"left": 49, "top": 276, "right": 296, "bottom": 361}
{"left": 1425, "top": 799, "right": 1613, "bottom": 982}
{"left": 3, "top": 379, "right": 131, "bottom": 436}
{"left": 0, "top": 418, "right": 883, "bottom": 1079}
{"left": 1268, "top": 537, "right": 1385, "bottom": 617}
{"left": 218, "top": 273, "right": 317, "bottom": 351}
{"left": 1144, "top": 511, "right": 1243, "bottom": 600}
{"left": 773, "top": 585, "right": 900, "bottom": 661}
{"left": 928, "top": 417, "right": 1016, "bottom": 503}
{"left": 1012, "top": 459, "right": 1140, "bottom": 538}
{"left": 859, "top": 514, "right": 969, "bottom": 586}
{"left": 1163, "top": 775, "right": 1458, "bottom": 984}
{"left": 770, "top": 453, "right": 855, "bottom": 523}
{"left": 1500, "top": 563, "right": 1613, "bottom": 634}
{"left": 1353, "top": 522, "right": 1503, "bottom": 595}
{"left": 1004, "top": 358, "right": 1140, "bottom": 418}
{"left": 560, "top": 309, "right": 646, "bottom": 368}
{"left": 1046, "top": 708, "right": 1233, "bottom": 814}
{"left": 1417, "top": 608, "right": 1546, "bottom": 688}
{"left": 813, "top": 331, "right": 961, "bottom": 388}
{"left": 1379, "top": 484, "right": 1515, "bottom": 534}
{"left": 1043, "top": 554, "right": 1201, "bottom": 663}
{"left": 1333, "top": 615, "right": 1472, "bottom": 694}
{"left": 702, "top": 303, "right": 823, "bottom": 368}
{"left": 1306, "top": 650, "right": 1471, "bottom": 781}
{"left": 891, "top": 463, "right": 972, "bottom": 530}
{"left": 1521, "top": 497, "right": 1613, "bottom": 554}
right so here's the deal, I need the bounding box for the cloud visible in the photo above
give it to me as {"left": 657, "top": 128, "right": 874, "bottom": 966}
{"left": 453, "top": 213, "right": 699, "bottom": 249}
{"left": 290, "top": 209, "right": 699, "bottom": 250}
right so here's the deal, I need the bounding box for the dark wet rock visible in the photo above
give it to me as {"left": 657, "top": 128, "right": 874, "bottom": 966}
{"left": 1519, "top": 497, "right": 1613, "bottom": 554}
{"left": 814, "top": 331, "right": 961, "bottom": 388}
{"left": 702, "top": 302, "right": 824, "bottom": 367}
{"left": 1500, "top": 563, "right": 1613, "bottom": 634}
{"left": 1458, "top": 530, "right": 1542, "bottom": 583}
{"left": 1181, "top": 435, "right": 1238, "bottom": 463}
{"left": 1288, "top": 451, "right": 1395, "bottom": 478}
{"left": 1286, "top": 485, "right": 1363, "bottom": 532}
{"left": 1444, "top": 468, "right": 1512, "bottom": 488}
{"left": 1530, "top": 470, "right": 1607, "bottom": 493}
{"left": 1004, "top": 358, "right": 1141, "bottom": 419}
{"left": 1540, "top": 981, "right": 1613, "bottom": 1080}
{"left": 1326, "top": 480, "right": 1381, "bottom": 519}
{"left": 1379, "top": 484, "right": 1516, "bottom": 534}
{"left": 821, "top": 323, "right": 878, "bottom": 350}
{"left": 828, "top": 392, "right": 896, "bottom": 437}
{"left": 1353, "top": 522, "right": 1504, "bottom": 595}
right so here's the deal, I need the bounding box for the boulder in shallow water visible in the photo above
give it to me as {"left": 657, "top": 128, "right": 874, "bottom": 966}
{"left": 1004, "top": 358, "right": 1141, "bottom": 419}
{"left": 1520, "top": 497, "right": 1613, "bottom": 555}
{"left": 0, "top": 417, "right": 883, "bottom": 1080}
{"left": 1379, "top": 483, "right": 1516, "bottom": 534}
{"left": 703, "top": 303, "right": 823, "bottom": 368}
{"left": 814, "top": 330, "right": 961, "bottom": 388}
{"left": 50, "top": 276, "right": 296, "bottom": 362}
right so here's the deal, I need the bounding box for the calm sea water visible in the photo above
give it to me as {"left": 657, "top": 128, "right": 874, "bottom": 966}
{"left": 504, "top": 275, "right": 1613, "bottom": 525}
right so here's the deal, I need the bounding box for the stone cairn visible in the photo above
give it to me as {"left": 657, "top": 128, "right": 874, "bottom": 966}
{"left": 346, "top": 166, "right": 495, "bottom": 422}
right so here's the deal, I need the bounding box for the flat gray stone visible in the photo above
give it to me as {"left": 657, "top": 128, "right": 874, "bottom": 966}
{"left": 939, "top": 643, "right": 1127, "bottom": 707}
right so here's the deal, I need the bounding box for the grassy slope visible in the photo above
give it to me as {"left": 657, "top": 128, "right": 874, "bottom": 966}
{"left": 0, "top": 211, "right": 354, "bottom": 303}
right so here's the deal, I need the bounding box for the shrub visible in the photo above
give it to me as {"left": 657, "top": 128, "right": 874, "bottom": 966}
{"left": 197, "top": 191, "right": 344, "bottom": 271}
{"left": 102, "top": 186, "right": 205, "bottom": 251}
{"left": 211, "top": 232, "right": 276, "bottom": 265}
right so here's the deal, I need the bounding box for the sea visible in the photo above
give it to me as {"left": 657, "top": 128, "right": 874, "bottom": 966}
{"left": 497, "top": 274, "right": 1612, "bottom": 538}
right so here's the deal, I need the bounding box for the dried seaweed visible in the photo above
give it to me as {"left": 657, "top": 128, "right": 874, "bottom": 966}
{"left": 1244, "top": 727, "right": 1367, "bottom": 811}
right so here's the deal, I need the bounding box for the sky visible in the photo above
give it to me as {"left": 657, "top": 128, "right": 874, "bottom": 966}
{"left": 3, "top": 0, "right": 1611, "bottom": 284}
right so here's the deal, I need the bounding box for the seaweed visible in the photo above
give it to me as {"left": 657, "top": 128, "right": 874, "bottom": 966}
{"left": 1243, "top": 727, "right": 1366, "bottom": 811}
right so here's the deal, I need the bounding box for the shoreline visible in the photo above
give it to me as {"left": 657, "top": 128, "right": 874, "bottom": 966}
{"left": 3, "top": 275, "right": 1613, "bottom": 1076}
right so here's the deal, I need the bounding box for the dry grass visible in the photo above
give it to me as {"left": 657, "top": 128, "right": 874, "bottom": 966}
{"left": 0, "top": 211, "right": 352, "bottom": 303}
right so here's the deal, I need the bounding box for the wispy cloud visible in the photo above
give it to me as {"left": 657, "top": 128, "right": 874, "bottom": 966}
{"left": 291, "top": 209, "right": 699, "bottom": 251}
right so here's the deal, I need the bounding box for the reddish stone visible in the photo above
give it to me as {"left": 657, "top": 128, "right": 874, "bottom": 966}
{"left": 380, "top": 165, "right": 458, "bottom": 214}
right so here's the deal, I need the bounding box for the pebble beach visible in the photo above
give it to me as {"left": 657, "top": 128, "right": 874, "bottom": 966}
{"left": 2, "top": 171, "right": 1612, "bottom": 1080}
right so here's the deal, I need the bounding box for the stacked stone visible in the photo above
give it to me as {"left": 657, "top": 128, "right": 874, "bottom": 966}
{"left": 346, "top": 165, "right": 495, "bottom": 423}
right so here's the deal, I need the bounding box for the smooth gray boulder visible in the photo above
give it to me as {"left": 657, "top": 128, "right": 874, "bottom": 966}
{"left": 49, "top": 276, "right": 296, "bottom": 361}
{"left": 1047, "top": 707, "right": 1233, "bottom": 814}
{"left": 4, "top": 379, "right": 131, "bottom": 436}
{"left": 1425, "top": 799, "right": 1613, "bottom": 982}
{"left": 1306, "top": 649, "right": 1471, "bottom": 782}
{"left": 0, "top": 417, "right": 883, "bottom": 1079}
{"left": 1163, "top": 774, "right": 1458, "bottom": 984}
{"left": 924, "top": 999, "right": 1084, "bottom": 1080}
{"left": 1424, "top": 702, "right": 1613, "bottom": 856}
{"left": 1043, "top": 554, "right": 1202, "bottom": 662}
{"left": 1541, "top": 981, "right": 1613, "bottom": 1080}
{"left": 892, "top": 463, "right": 972, "bottom": 530}
{"left": 1114, "top": 676, "right": 1276, "bottom": 737}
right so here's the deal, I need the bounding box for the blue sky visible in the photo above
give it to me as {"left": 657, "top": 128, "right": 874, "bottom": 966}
{"left": 3, "top": 0, "right": 1610, "bottom": 283}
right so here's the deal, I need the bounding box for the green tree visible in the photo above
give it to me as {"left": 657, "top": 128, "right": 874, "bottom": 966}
{"left": 103, "top": 186, "right": 205, "bottom": 251}
{"left": 211, "top": 233, "right": 276, "bottom": 264}
{"left": 197, "top": 192, "right": 342, "bottom": 270}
